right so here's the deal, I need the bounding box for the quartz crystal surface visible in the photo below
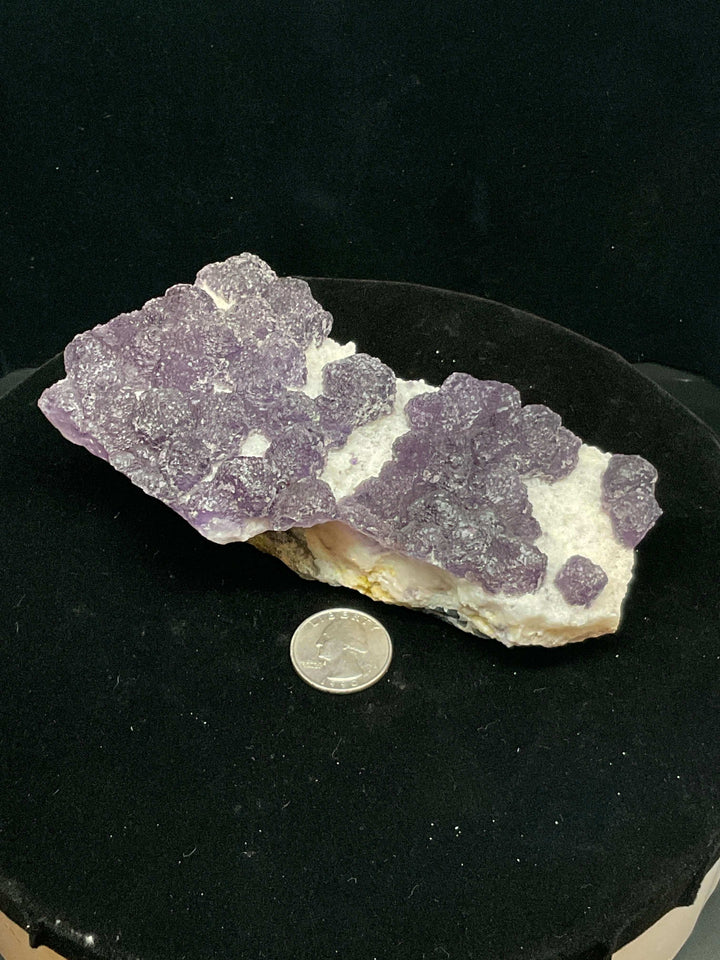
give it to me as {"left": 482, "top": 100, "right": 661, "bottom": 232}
{"left": 38, "top": 253, "right": 663, "bottom": 646}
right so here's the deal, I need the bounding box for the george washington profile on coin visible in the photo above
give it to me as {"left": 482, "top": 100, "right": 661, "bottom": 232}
{"left": 315, "top": 618, "right": 369, "bottom": 682}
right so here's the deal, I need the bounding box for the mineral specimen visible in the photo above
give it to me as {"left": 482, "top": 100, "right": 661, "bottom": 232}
{"left": 554, "top": 555, "right": 609, "bottom": 607}
{"left": 601, "top": 454, "right": 664, "bottom": 548}
{"left": 38, "top": 253, "right": 662, "bottom": 647}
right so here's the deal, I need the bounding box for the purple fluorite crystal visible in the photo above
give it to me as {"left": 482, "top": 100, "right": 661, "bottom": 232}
{"left": 38, "top": 253, "right": 661, "bottom": 608}
{"left": 554, "top": 555, "right": 609, "bottom": 606}
{"left": 271, "top": 477, "right": 337, "bottom": 529}
{"left": 601, "top": 454, "right": 662, "bottom": 548}
{"left": 322, "top": 354, "right": 396, "bottom": 429}
{"left": 39, "top": 255, "right": 404, "bottom": 532}
{"left": 266, "top": 423, "right": 326, "bottom": 481}
{"left": 195, "top": 254, "right": 275, "bottom": 302}
{"left": 336, "top": 372, "right": 583, "bottom": 595}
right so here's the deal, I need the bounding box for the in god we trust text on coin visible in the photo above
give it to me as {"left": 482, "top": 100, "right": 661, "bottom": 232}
{"left": 290, "top": 608, "right": 393, "bottom": 694}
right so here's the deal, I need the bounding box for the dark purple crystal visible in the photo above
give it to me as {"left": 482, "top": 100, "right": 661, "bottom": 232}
{"left": 271, "top": 477, "right": 337, "bottom": 529}
{"left": 473, "top": 537, "right": 548, "bottom": 596}
{"left": 396, "top": 521, "right": 447, "bottom": 562}
{"left": 315, "top": 394, "right": 357, "bottom": 449}
{"left": 213, "top": 456, "right": 279, "bottom": 516}
{"left": 321, "top": 353, "right": 396, "bottom": 430}
{"left": 555, "top": 555, "right": 608, "bottom": 606}
{"left": 267, "top": 423, "right": 327, "bottom": 482}
{"left": 443, "top": 528, "right": 546, "bottom": 596}
{"left": 231, "top": 334, "right": 307, "bottom": 390}
{"left": 196, "top": 394, "right": 250, "bottom": 450}
{"left": 161, "top": 435, "right": 214, "bottom": 492}
{"left": 440, "top": 374, "right": 521, "bottom": 430}
{"left": 391, "top": 431, "right": 434, "bottom": 475}
{"left": 336, "top": 370, "right": 584, "bottom": 594}
{"left": 335, "top": 492, "right": 394, "bottom": 545}
{"left": 262, "top": 391, "right": 321, "bottom": 437}
{"left": 144, "top": 284, "right": 216, "bottom": 327}
{"left": 516, "top": 405, "right": 581, "bottom": 480}
{"left": 602, "top": 454, "right": 662, "bottom": 548}
{"left": 404, "top": 487, "right": 467, "bottom": 529}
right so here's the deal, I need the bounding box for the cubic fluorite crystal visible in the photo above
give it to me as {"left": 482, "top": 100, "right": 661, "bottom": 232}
{"left": 555, "top": 555, "right": 609, "bottom": 607}
{"left": 38, "top": 253, "right": 663, "bottom": 647}
{"left": 601, "top": 454, "right": 663, "bottom": 548}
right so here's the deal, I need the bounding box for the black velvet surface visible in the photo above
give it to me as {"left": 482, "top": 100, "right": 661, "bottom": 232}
{"left": 1, "top": 281, "right": 719, "bottom": 960}
{"left": 3, "top": 1, "right": 720, "bottom": 387}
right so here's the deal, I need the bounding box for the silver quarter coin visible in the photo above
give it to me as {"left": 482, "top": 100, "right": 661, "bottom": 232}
{"left": 290, "top": 608, "right": 393, "bottom": 694}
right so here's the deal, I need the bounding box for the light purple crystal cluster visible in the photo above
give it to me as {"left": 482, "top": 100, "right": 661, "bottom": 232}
{"left": 601, "top": 454, "right": 663, "bottom": 548}
{"left": 337, "top": 375, "right": 582, "bottom": 595}
{"left": 39, "top": 255, "right": 397, "bottom": 532}
{"left": 39, "top": 253, "right": 662, "bottom": 606}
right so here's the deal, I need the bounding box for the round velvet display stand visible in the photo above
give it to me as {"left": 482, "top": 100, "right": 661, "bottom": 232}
{"left": 1, "top": 280, "right": 719, "bottom": 960}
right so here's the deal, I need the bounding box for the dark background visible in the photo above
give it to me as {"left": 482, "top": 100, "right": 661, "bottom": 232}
{"left": 2, "top": 0, "right": 720, "bottom": 386}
